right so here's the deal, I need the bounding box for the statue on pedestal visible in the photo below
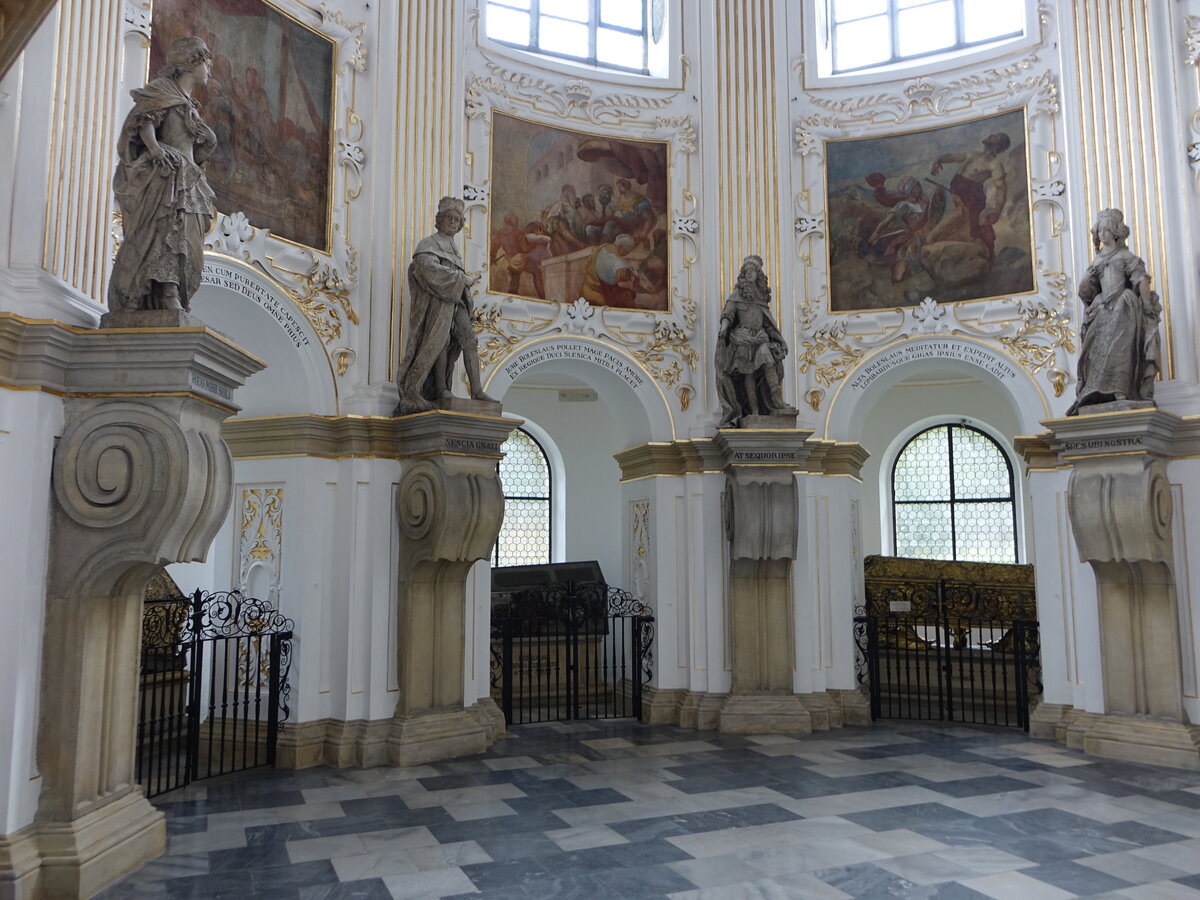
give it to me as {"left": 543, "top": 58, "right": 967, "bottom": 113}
{"left": 395, "top": 197, "right": 496, "bottom": 415}
{"left": 716, "top": 255, "right": 797, "bottom": 427}
{"left": 108, "top": 37, "right": 217, "bottom": 317}
{"left": 1067, "top": 208, "right": 1162, "bottom": 416}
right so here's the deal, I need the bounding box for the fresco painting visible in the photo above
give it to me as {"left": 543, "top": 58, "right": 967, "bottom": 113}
{"left": 825, "top": 108, "right": 1035, "bottom": 313}
{"left": 489, "top": 113, "right": 670, "bottom": 311}
{"left": 150, "top": 0, "right": 335, "bottom": 252}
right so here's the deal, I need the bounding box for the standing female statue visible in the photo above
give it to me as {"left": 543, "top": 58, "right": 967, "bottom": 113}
{"left": 108, "top": 36, "right": 217, "bottom": 316}
{"left": 1067, "top": 208, "right": 1162, "bottom": 416}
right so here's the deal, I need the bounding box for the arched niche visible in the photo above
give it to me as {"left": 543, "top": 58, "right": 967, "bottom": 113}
{"left": 191, "top": 257, "right": 337, "bottom": 416}
{"left": 484, "top": 336, "right": 670, "bottom": 446}
{"left": 823, "top": 336, "right": 1050, "bottom": 444}
{"left": 826, "top": 337, "right": 1046, "bottom": 560}
{"left": 487, "top": 337, "right": 663, "bottom": 584}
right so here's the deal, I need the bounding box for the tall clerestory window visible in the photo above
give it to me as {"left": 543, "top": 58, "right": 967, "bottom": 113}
{"left": 495, "top": 428, "right": 553, "bottom": 566}
{"left": 828, "top": 0, "right": 1026, "bottom": 74}
{"left": 892, "top": 424, "right": 1018, "bottom": 564}
{"left": 485, "top": 0, "right": 666, "bottom": 76}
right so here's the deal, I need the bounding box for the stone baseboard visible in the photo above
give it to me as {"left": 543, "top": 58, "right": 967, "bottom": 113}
{"left": 1030, "top": 703, "right": 1200, "bottom": 770}
{"left": 829, "top": 688, "right": 873, "bottom": 726}
{"left": 276, "top": 699, "right": 507, "bottom": 771}
{"left": 0, "top": 824, "right": 40, "bottom": 900}
{"left": 718, "top": 693, "right": 812, "bottom": 734}
{"left": 34, "top": 790, "right": 165, "bottom": 900}
{"left": 388, "top": 707, "right": 493, "bottom": 767}
{"left": 644, "top": 687, "right": 871, "bottom": 733}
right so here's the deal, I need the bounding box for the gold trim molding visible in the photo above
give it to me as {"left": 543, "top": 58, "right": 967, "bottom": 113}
{"left": 191, "top": 3, "right": 368, "bottom": 378}
{"left": 461, "top": 11, "right": 700, "bottom": 415}
{"left": 791, "top": 2, "right": 1073, "bottom": 404}
{"left": 615, "top": 436, "right": 869, "bottom": 481}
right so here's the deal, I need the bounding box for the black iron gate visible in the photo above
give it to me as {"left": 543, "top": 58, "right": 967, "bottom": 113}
{"left": 491, "top": 582, "right": 655, "bottom": 725}
{"left": 854, "top": 576, "right": 1042, "bottom": 730}
{"left": 137, "top": 590, "right": 294, "bottom": 798}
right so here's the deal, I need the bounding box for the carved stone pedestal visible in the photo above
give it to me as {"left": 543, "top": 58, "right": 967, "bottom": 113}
{"left": 714, "top": 426, "right": 812, "bottom": 734}
{"left": 1045, "top": 408, "right": 1200, "bottom": 769}
{"left": 389, "top": 409, "right": 520, "bottom": 766}
{"left": 34, "top": 326, "right": 262, "bottom": 898}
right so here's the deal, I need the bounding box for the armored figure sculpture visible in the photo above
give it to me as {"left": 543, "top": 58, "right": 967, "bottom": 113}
{"left": 716, "top": 255, "right": 798, "bottom": 427}
{"left": 1067, "top": 208, "right": 1161, "bottom": 416}
{"left": 395, "top": 197, "right": 496, "bottom": 414}
{"left": 108, "top": 36, "right": 217, "bottom": 316}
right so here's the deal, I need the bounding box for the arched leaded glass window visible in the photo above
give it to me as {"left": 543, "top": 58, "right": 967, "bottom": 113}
{"left": 495, "top": 427, "right": 552, "bottom": 566}
{"left": 484, "top": 0, "right": 666, "bottom": 75}
{"left": 892, "top": 423, "right": 1017, "bottom": 563}
{"left": 828, "top": 0, "right": 1026, "bottom": 74}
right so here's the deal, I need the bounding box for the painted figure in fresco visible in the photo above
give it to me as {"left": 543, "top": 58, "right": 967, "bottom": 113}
{"left": 716, "top": 256, "right": 797, "bottom": 427}
{"left": 395, "top": 197, "right": 496, "bottom": 414}
{"left": 108, "top": 36, "right": 217, "bottom": 314}
{"left": 580, "top": 234, "right": 639, "bottom": 308}
{"left": 491, "top": 212, "right": 550, "bottom": 297}
{"left": 862, "top": 175, "right": 943, "bottom": 285}
{"left": 929, "top": 132, "right": 1010, "bottom": 265}
{"left": 1067, "top": 208, "right": 1161, "bottom": 416}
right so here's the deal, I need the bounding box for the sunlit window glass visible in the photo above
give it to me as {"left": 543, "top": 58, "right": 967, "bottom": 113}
{"left": 485, "top": 0, "right": 657, "bottom": 75}
{"left": 892, "top": 424, "right": 1017, "bottom": 564}
{"left": 495, "top": 429, "right": 552, "bottom": 567}
{"left": 831, "top": 0, "right": 1025, "bottom": 74}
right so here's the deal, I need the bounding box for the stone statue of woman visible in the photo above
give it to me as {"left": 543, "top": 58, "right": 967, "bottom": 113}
{"left": 107, "top": 36, "right": 217, "bottom": 320}
{"left": 1067, "top": 208, "right": 1162, "bottom": 416}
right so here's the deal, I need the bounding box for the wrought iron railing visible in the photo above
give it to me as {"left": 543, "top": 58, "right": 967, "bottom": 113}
{"left": 137, "top": 589, "right": 293, "bottom": 798}
{"left": 853, "top": 557, "right": 1042, "bottom": 731}
{"left": 490, "top": 582, "right": 654, "bottom": 725}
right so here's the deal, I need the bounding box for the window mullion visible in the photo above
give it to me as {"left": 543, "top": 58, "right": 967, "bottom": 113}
{"left": 889, "top": 0, "right": 900, "bottom": 67}
{"left": 947, "top": 425, "right": 958, "bottom": 562}
{"left": 589, "top": 0, "right": 600, "bottom": 67}
{"left": 530, "top": 0, "right": 540, "bottom": 49}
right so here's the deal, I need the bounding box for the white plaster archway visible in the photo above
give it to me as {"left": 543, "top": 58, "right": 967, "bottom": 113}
{"left": 191, "top": 257, "right": 338, "bottom": 416}
{"left": 484, "top": 336, "right": 672, "bottom": 446}
{"left": 822, "top": 336, "right": 1051, "bottom": 444}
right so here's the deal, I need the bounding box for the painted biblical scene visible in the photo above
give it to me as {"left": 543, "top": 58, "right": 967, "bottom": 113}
{"left": 489, "top": 113, "right": 670, "bottom": 311}
{"left": 151, "top": 0, "right": 335, "bottom": 252}
{"left": 825, "top": 108, "right": 1035, "bottom": 313}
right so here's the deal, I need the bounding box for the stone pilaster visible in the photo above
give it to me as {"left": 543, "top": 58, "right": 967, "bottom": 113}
{"left": 714, "top": 426, "right": 813, "bottom": 733}
{"left": 35, "top": 326, "right": 263, "bottom": 898}
{"left": 1046, "top": 408, "right": 1200, "bottom": 769}
{"left": 389, "top": 409, "right": 519, "bottom": 765}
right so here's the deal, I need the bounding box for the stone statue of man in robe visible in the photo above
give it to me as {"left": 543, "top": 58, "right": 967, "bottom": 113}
{"left": 395, "top": 197, "right": 496, "bottom": 414}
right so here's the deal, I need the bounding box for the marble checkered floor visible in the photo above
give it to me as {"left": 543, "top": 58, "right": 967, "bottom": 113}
{"left": 98, "top": 719, "right": 1200, "bottom": 899}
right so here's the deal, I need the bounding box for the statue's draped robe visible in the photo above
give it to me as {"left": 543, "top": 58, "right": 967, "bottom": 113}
{"left": 397, "top": 234, "right": 472, "bottom": 401}
{"left": 1070, "top": 246, "right": 1161, "bottom": 414}
{"left": 109, "top": 77, "right": 216, "bottom": 312}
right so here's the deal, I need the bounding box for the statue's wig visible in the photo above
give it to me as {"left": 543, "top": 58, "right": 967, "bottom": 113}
{"left": 1091, "top": 208, "right": 1130, "bottom": 250}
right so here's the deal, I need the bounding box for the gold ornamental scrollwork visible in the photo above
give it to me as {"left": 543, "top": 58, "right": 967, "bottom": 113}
{"left": 463, "top": 42, "right": 701, "bottom": 418}
{"left": 201, "top": 4, "right": 368, "bottom": 383}
{"left": 791, "top": 1, "right": 1071, "bottom": 405}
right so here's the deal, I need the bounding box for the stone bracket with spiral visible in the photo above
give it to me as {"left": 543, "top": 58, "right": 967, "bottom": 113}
{"left": 390, "top": 411, "right": 521, "bottom": 761}
{"left": 1045, "top": 409, "right": 1200, "bottom": 755}
{"left": 33, "top": 327, "right": 262, "bottom": 898}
